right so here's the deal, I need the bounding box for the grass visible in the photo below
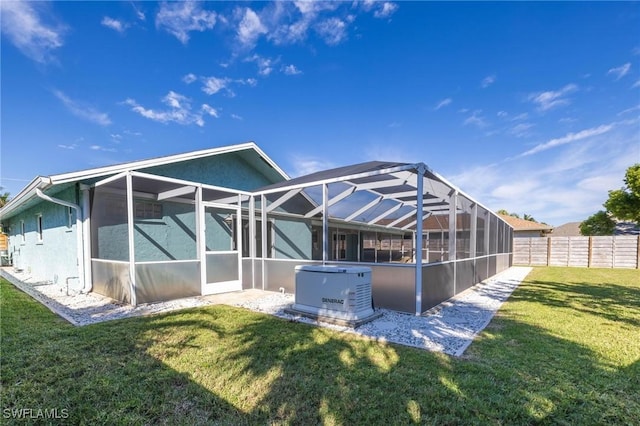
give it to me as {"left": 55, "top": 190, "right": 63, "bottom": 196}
{"left": 1, "top": 267, "right": 639, "bottom": 425}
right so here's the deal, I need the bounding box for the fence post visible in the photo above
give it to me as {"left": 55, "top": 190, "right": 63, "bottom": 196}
{"left": 637, "top": 236, "right": 639, "bottom": 270}
{"left": 588, "top": 236, "right": 593, "bottom": 268}
{"left": 546, "top": 237, "right": 551, "bottom": 266}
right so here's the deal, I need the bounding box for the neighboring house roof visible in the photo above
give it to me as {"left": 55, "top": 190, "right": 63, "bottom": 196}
{"left": 498, "top": 214, "right": 553, "bottom": 233}
{"left": 0, "top": 142, "right": 287, "bottom": 220}
{"left": 553, "top": 222, "right": 582, "bottom": 236}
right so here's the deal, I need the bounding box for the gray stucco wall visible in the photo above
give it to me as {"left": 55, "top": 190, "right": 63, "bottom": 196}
{"left": 5, "top": 186, "right": 81, "bottom": 286}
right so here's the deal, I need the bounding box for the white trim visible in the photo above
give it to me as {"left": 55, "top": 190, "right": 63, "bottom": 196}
{"left": 90, "top": 258, "right": 130, "bottom": 264}
{"left": 36, "top": 213, "right": 43, "bottom": 243}
{"left": 52, "top": 142, "right": 287, "bottom": 185}
{"left": 135, "top": 259, "right": 199, "bottom": 265}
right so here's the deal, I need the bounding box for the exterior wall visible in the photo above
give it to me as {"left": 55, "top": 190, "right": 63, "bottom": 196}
{"left": 136, "top": 201, "right": 197, "bottom": 261}
{"left": 272, "top": 217, "right": 312, "bottom": 260}
{"left": 4, "top": 186, "right": 81, "bottom": 288}
{"left": 140, "top": 153, "right": 276, "bottom": 191}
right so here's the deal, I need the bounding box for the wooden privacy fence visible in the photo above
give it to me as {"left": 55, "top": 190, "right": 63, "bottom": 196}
{"left": 514, "top": 236, "right": 640, "bottom": 269}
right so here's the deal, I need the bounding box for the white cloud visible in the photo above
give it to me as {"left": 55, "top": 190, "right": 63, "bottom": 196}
{"left": 289, "top": 156, "right": 338, "bottom": 177}
{"left": 282, "top": 64, "right": 302, "bottom": 75}
{"left": 510, "top": 122, "right": 535, "bottom": 138}
{"left": 632, "top": 79, "right": 640, "bottom": 89}
{"left": 123, "top": 91, "right": 211, "bottom": 127}
{"left": 53, "top": 90, "right": 111, "bottom": 126}
{"left": 231, "top": 114, "right": 243, "bottom": 120}
{"left": 315, "top": 17, "right": 348, "bottom": 45}
{"left": 449, "top": 121, "right": 639, "bottom": 225}
{"left": 57, "top": 144, "right": 78, "bottom": 150}
{"left": 245, "top": 54, "right": 275, "bottom": 76}
{"left": 0, "top": 1, "right": 65, "bottom": 63}
{"left": 201, "top": 104, "right": 219, "bottom": 118}
{"left": 156, "top": 1, "right": 216, "bottom": 44}
{"left": 463, "top": 110, "right": 488, "bottom": 128}
{"left": 528, "top": 84, "right": 578, "bottom": 111}
{"left": 607, "top": 62, "right": 631, "bottom": 80}
{"left": 618, "top": 105, "right": 640, "bottom": 115}
{"left": 481, "top": 75, "right": 496, "bottom": 88}
{"left": 237, "top": 7, "right": 268, "bottom": 48}
{"left": 131, "top": 3, "right": 145, "bottom": 21}
{"left": 101, "top": 17, "right": 127, "bottom": 33}
{"left": 373, "top": 2, "right": 399, "bottom": 19}
{"left": 201, "top": 76, "right": 232, "bottom": 95}
{"left": 435, "top": 98, "right": 452, "bottom": 110}
{"left": 90, "top": 145, "right": 117, "bottom": 152}
{"left": 182, "top": 73, "right": 197, "bottom": 84}
{"left": 519, "top": 123, "right": 614, "bottom": 157}
{"left": 360, "top": 1, "right": 398, "bottom": 19}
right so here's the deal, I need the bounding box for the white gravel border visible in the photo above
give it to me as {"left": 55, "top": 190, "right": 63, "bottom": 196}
{"left": 234, "top": 267, "right": 532, "bottom": 356}
{"left": 1, "top": 266, "right": 531, "bottom": 356}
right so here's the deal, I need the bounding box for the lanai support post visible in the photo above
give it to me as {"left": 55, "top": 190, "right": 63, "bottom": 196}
{"left": 415, "top": 165, "right": 425, "bottom": 316}
{"left": 126, "top": 172, "right": 137, "bottom": 307}
{"left": 449, "top": 190, "right": 457, "bottom": 295}
{"left": 322, "top": 183, "right": 329, "bottom": 264}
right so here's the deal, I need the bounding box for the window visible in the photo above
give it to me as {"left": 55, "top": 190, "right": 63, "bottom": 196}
{"left": 67, "top": 207, "right": 74, "bottom": 229}
{"left": 20, "top": 220, "right": 25, "bottom": 244}
{"left": 135, "top": 201, "right": 163, "bottom": 220}
{"left": 36, "top": 214, "right": 43, "bottom": 243}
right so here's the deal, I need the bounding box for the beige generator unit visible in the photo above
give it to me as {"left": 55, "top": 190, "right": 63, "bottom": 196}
{"left": 287, "top": 265, "right": 381, "bottom": 327}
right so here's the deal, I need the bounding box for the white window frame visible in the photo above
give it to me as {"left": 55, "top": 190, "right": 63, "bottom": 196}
{"left": 20, "top": 220, "right": 25, "bottom": 244}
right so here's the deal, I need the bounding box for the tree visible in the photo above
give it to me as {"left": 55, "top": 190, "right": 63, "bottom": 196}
{"left": 603, "top": 163, "right": 640, "bottom": 223}
{"left": 497, "top": 209, "right": 520, "bottom": 219}
{"left": 0, "top": 190, "right": 10, "bottom": 208}
{"left": 580, "top": 211, "right": 616, "bottom": 236}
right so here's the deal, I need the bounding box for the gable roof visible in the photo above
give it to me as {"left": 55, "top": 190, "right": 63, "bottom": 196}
{"left": 552, "top": 222, "right": 582, "bottom": 236}
{"left": 498, "top": 214, "right": 553, "bottom": 232}
{"left": 0, "top": 142, "right": 288, "bottom": 219}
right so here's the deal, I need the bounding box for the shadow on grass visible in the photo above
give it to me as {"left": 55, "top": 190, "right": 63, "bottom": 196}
{"left": 508, "top": 278, "right": 640, "bottom": 328}
{"left": 2, "top": 276, "right": 639, "bottom": 424}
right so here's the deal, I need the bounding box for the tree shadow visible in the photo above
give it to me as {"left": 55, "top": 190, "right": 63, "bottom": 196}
{"left": 508, "top": 277, "right": 640, "bottom": 328}
{"left": 3, "top": 276, "right": 639, "bottom": 424}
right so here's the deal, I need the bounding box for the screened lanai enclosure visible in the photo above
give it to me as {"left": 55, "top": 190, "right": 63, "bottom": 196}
{"left": 90, "top": 162, "right": 512, "bottom": 315}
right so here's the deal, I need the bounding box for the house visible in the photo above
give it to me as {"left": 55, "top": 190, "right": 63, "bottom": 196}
{"left": 0, "top": 142, "right": 513, "bottom": 315}
{"left": 498, "top": 214, "right": 553, "bottom": 238}
{"left": 552, "top": 222, "right": 582, "bottom": 237}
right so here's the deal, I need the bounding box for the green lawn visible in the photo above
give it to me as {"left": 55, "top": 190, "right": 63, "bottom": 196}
{"left": 1, "top": 267, "right": 639, "bottom": 425}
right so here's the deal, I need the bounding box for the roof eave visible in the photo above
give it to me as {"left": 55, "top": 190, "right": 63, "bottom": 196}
{"left": 0, "top": 176, "right": 52, "bottom": 220}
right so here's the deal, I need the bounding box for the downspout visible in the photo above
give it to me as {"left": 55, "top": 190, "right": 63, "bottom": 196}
{"left": 35, "top": 188, "right": 86, "bottom": 292}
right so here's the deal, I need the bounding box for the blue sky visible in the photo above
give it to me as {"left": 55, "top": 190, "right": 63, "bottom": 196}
{"left": 1, "top": 1, "right": 639, "bottom": 226}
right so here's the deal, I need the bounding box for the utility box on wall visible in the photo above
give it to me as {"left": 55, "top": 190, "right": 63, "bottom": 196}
{"left": 287, "top": 265, "right": 380, "bottom": 326}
